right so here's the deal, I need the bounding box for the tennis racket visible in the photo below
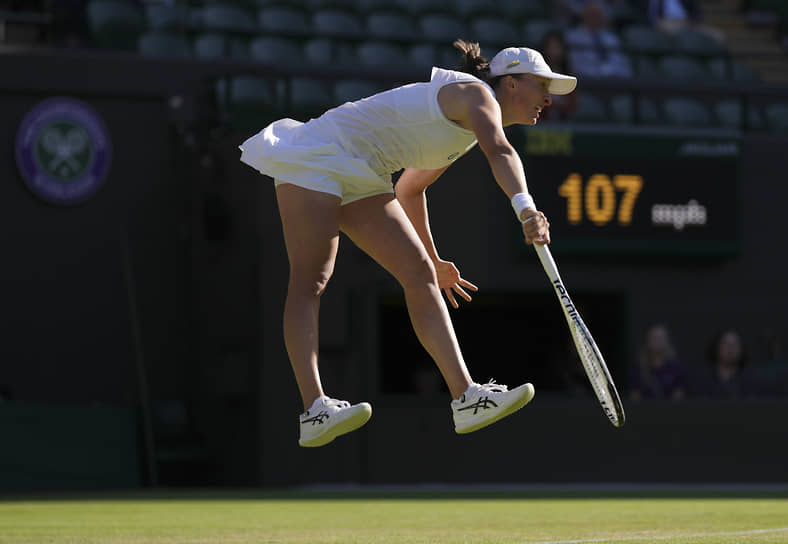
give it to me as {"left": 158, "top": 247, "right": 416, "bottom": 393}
{"left": 534, "top": 244, "right": 626, "bottom": 427}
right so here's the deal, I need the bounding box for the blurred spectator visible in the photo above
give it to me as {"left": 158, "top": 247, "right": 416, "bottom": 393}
{"left": 51, "top": 0, "right": 91, "bottom": 48}
{"left": 642, "top": 0, "right": 725, "bottom": 42}
{"left": 539, "top": 30, "right": 579, "bottom": 121}
{"left": 629, "top": 324, "right": 687, "bottom": 400}
{"left": 566, "top": 0, "right": 634, "bottom": 78}
{"left": 741, "top": 328, "right": 788, "bottom": 397}
{"left": 644, "top": 0, "right": 701, "bottom": 33}
{"left": 694, "top": 329, "right": 748, "bottom": 398}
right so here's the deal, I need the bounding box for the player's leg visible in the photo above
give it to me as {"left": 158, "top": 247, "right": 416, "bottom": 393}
{"left": 276, "top": 183, "right": 372, "bottom": 447}
{"left": 340, "top": 193, "right": 534, "bottom": 433}
{"left": 275, "top": 183, "right": 341, "bottom": 409}
{"left": 339, "top": 193, "right": 473, "bottom": 398}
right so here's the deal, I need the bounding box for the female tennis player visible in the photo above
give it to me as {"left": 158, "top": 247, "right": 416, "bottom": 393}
{"left": 240, "top": 40, "right": 577, "bottom": 447}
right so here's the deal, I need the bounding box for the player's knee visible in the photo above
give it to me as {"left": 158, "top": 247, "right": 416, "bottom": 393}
{"left": 397, "top": 256, "right": 437, "bottom": 292}
{"left": 289, "top": 269, "right": 333, "bottom": 298}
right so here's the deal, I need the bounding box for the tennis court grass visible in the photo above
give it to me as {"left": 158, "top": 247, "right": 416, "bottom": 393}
{"left": 1, "top": 488, "right": 786, "bottom": 544}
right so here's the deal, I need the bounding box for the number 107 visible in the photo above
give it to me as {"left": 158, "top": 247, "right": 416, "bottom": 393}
{"left": 558, "top": 174, "right": 644, "bottom": 227}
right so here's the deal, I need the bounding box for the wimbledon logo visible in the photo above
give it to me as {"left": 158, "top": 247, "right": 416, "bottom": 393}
{"left": 15, "top": 97, "right": 112, "bottom": 205}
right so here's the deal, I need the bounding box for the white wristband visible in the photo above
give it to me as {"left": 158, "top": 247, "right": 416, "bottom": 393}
{"left": 511, "top": 192, "right": 535, "bottom": 222}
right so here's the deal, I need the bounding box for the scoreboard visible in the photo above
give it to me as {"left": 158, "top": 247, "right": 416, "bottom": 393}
{"left": 514, "top": 126, "right": 741, "bottom": 256}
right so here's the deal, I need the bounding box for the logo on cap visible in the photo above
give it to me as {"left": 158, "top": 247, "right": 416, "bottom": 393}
{"left": 506, "top": 60, "right": 521, "bottom": 69}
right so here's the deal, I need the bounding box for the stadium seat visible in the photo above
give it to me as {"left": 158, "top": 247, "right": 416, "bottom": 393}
{"left": 418, "top": 14, "right": 467, "bottom": 43}
{"left": 765, "top": 103, "right": 788, "bottom": 134}
{"left": 458, "top": 0, "right": 546, "bottom": 19}
{"left": 86, "top": 0, "right": 145, "bottom": 51}
{"left": 662, "top": 97, "right": 712, "bottom": 127}
{"left": 356, "top": 41, "right": 407, "bottom": 69}
{"left": 714, "top": 99, "right": 765, "bottom": 130}
{"left": 227, "top": 76, "right": 276, "bottom": 107}
{"left": 637, "top": 97, "right": 662, "bottom": 124}
{"left": 572, "top": 93, "right": 608, "bottom": 123}
{"left": 674, "top": 28, "right": 725, "bottom": 57}
{"left": 469, "top": 17, "right": 520, "bottom": 48}
{"left": 138, "top": 31, "right": 191, "bottom": 59}
{"left": 609, "top": 94, "right": 633, "bottom": 124}
{"left": 258, "top": 6, "right": 310, "bottom": 37}
{"left": 309, "top": 0, "right": 359, "bottom": 11}
{"left": 249, "top": 36, "right": 301, "bottom": 67}
{"left": 622, "top": 25, "right": 672, "bottom": 55}
{"left": 334, "top": 79, "right": 382, "bottom": 103}
{"left": 659, "top": 55, "right": 710, "bottom": 82}
{"left": 312, "top": 9, "right": 365, "bottom": 39}
{"left": 194, "top": 33, "right": 248, "bottom": 60}
{"left": 404, "top": 0, "right": 454, "bottom": 16}
{"left": 303, "top": 38, "right": 357, "bottom": 68}
{"left": 198, "top": 5, "right": 256, "bottom": 33}
{"left": 408, "top": 42, "right": 438, "bottom": 70}
{"left": 522, "top": 20, "right": 562, "bottom": 48}
{"left": 145, "top": 3, "right": 188, "bottom": 31}
{"left": 289, "top": 77, "right": 334, "bottom": 112}
{"left": 635, "top": 55, "right": 660, "bottom": 80}
{"left": 366, "top": 12, "right": 417, "bottom": 41}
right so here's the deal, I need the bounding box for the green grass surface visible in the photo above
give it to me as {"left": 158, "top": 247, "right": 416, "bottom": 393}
{"left": 1, "top": 488, "right": 787, "bottom": 544}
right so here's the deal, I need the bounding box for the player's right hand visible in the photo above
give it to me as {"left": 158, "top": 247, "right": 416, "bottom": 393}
{"left": 521, "top": 209, "right": 551, "bottom": 245}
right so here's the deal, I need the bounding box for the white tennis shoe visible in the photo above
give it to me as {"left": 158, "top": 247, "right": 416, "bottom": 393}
{"left": 451, "top": 380, "right": 535, "bottom": 434}
{"left": 299, "top": 395, "right": 372, "bottom": 447}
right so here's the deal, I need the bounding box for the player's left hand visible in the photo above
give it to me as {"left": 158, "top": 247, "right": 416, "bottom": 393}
{"left": 434, "top": 259, "right": 478, "bottom": 309}
{"left": 521, "top": 209, "right": 551, "bottom": 245}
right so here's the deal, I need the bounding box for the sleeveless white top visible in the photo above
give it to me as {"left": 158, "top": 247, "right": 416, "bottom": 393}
{"left": 239, "top": 68, "right": 495, "bottom": 186}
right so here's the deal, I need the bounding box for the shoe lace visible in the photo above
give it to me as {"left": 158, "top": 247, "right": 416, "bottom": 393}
{"left": 324, "top": 397, "right": 350, "bottom": 409}
{"left": 478, "top": 379, "right": 508, "bottom": 393}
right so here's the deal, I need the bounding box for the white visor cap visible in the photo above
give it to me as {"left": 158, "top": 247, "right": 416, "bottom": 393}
{"left": 489, "top": 47, "right": 577, "bottom": 95}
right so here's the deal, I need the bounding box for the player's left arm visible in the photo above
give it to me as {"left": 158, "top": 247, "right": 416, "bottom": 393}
{"left": 396, "top": 166, "right": 479, "bottom": 309}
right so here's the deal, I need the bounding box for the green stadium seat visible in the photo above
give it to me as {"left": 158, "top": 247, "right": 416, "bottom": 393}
{"left": 334, "top": 79, "right": 382, "bottom": 103}
{"left": 419, "top": 14, "right": 467, "bottom": 43}
{"left": 145, "top": 3, "right": 188, "bottom": 31}
{"left": 303, "top": 38, "right": 357, "bottom": 68}
{"left": 635, "top": 55, "right": 660, "bottom": 80}
{"left": 765, "top": 103, "right": 788, "bottom": 134}
{"left": 138, "top": 31, "right": 191, "bottom": 59}
{"left": 458, "top": 0, "right": 546, "bottom": 20}
{"left": 408, "top": 42, "right": 438, "bottom": 70}
{"left": 312, "top": 9, "right": 365, "bottom": 38}
{"left": 659, "top": 55, "right": 711, "bottom": 81}
{"left": 356, "top": 41, "right": 407, "bottom": 69}
{"left": 309, "top": 0, "right": 359, "bottom": 11}
{"left": 405, "top": 0, "right": 454, "bottom": 16}
{"left": 714, "top": 99, "right": 765, "bottom": 130}
{"left": 522, "top": 20, "right": 562, "bottom": 48}
{"left": 217, "top": 75, "right": 282, "bottom": 130}
{"left": 258, "top": 6, "right": 310, "bottom": 37}
{"left": 572, "top": 93, "right": 608, "bottom": 123}
{"left": 249, "top": 36, "right": 301, "bottom": 66}
{"left": 674, "top": 28, "right": 725, "bottom": 56}
{"left": 290, "top": 77, "right": 334, "bottom": 114}
{"left": 366, "top": 12, "right": 417, "bottom": 41}
{"left": 199, "top": 5, "right": 256, "bottom": 33}
{"left": 637, "top": 97, "right": 661, "bottom": 124}
{"left": 662, "top": 97, "right": 712, "bottom": 127}
{"left": 609, "top": 94, "right": 633, "bottom": 124}
{"left": 194, "top": 33, "right": 249, "bottom": 60}
{"left": 622, "top": 25, "right": 672, "bottom": 55}
{"left": 86, "top": 0, "right": 145, "bottom": 51}
{"left": 470, "top": 17, "right": 520, "bottom": 48}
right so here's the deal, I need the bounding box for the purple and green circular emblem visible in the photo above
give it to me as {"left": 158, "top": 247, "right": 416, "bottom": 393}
{"left": 15, "top": 97, "right": 112, "bottom": 205}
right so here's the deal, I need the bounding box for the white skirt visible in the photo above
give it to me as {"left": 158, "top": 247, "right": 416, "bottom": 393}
{"left": 238, "top": 118, "right": 394, "bottom": 205}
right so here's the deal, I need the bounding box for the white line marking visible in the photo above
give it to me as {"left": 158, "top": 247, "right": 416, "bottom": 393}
{"left": 526, "top": 526, "right": 788, "bottom": 544}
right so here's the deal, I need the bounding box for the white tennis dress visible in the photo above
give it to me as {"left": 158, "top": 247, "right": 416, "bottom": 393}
{"left": 239, "top": 68, "right": 495, "bottom": 205}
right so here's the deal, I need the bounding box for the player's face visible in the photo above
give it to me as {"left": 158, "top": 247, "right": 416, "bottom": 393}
{"left": 512, "top": 74, "right": 553, "bottom": 125}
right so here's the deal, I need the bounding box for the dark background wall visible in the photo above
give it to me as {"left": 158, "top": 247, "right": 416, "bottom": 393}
{"left": 1, "top": 51, "right": 786, "bottom": 491}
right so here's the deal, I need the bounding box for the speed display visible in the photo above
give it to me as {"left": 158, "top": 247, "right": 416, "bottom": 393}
{"left": 514, "top": 126, "right": 741, "bottom": 256}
